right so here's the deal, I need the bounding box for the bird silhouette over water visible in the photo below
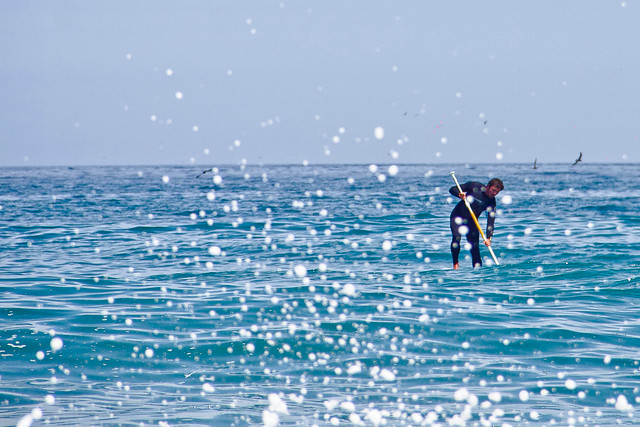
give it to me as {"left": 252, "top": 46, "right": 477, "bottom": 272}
{"left": 572, "top": 152, "right": 582, "bottom": 166}
{"left": 196, "top": 168, "right": 213, "bottom": 178}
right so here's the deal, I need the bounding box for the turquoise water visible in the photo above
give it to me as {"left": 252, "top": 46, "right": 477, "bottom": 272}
{"left": 1, "top": 163, "right": 639, "bottom": 426}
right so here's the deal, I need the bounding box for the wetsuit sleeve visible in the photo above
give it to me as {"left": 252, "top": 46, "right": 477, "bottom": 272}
{"left": 486, "top": 204, "right": 496, "bottom": 239}
{"left": 449, "top": 182, "right": 471, "bottom": 197}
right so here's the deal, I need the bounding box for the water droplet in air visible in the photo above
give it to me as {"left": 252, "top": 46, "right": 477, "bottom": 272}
{"left": 268, "top": 393, "right": 289, "bottom": 414}
{"left": 488, "top": 391, "right": 502, "bottom": 402}
{"left": 294, "top": 265, "right": 307, "bottom": 277}
{"left": 615, "top": 395, "right": 632, "bottom": 411}
{"left": 50, "top": 337, "right": 63, "bottom": 352}
{"left": 341, "top": 283, "right": 356, "bottom": 296}
{"left": 454, "top": 388, "right": 469, "bottom": 401}
{"left": 379, "top": 369, "right": 396, "bottom": 381}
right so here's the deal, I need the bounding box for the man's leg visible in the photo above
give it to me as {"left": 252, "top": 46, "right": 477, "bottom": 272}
{"left": 450, "top": 216, "right": 463, "bottom": 269}
{"left": 468, "top": 232, "right": 482, "bottom": 267}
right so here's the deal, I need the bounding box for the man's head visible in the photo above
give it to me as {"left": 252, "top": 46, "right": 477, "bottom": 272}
{"left": 485, "top": 178, "right": 504, "bottom": 198}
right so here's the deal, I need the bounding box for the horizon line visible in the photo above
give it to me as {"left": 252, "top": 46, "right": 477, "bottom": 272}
{"left": 1, "top": 161, "right": 638, "bottom": 169}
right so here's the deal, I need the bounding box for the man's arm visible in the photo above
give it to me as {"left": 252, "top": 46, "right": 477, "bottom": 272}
{"left": 449, "top": 182, "right": 471, "bottom": 198}
{"left": 485, "top": 206, "right": 496, "bottom": 240}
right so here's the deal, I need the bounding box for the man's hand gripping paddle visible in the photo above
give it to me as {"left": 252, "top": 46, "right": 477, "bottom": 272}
{"left": 449, "top": 171, "right": 500, "bottom": 266}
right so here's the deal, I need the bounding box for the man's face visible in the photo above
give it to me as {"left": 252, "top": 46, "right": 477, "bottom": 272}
{"left": 485, "top": 185, "right": 501, "bottom": 198}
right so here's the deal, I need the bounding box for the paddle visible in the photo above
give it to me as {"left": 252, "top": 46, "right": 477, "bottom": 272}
{"left": 449, "top": 171, "right": 500, "bottom": 266}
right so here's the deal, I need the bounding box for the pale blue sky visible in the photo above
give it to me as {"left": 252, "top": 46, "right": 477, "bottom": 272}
{"left": 1, "top": 1, "right": 638, "bottom": 166}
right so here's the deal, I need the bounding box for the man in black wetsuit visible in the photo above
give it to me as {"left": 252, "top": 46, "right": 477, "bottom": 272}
{"left": 449, "top": 178, "right": 504, "bottom": 269}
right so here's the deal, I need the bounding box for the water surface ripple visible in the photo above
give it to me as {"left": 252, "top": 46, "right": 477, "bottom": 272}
{"left": 1, "top": 164, "right": 639, "bottom": 426}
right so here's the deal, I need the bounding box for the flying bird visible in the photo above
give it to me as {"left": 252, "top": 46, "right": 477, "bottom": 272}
{"left": 572, "top": 152, "right": 582, "bottom": 166}
{"left": 196, "top": 168, "right": 213, "bottom": 178}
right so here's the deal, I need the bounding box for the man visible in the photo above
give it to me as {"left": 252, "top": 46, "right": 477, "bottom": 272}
{"left": 449, "top": 178, "right": 504, "bottom": 269}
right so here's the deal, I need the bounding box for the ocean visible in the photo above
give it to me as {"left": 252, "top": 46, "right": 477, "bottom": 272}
{"left": 1, "top": 163, "right": 639, "bottom": 426}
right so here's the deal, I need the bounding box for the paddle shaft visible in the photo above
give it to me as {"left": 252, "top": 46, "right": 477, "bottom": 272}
{"left": 449, "top": 172, "right": 500, "bottom": 265}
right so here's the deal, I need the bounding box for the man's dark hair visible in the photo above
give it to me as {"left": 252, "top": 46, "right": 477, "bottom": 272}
{"left": 487, "top": 178, "right": 504, "bottom": 190}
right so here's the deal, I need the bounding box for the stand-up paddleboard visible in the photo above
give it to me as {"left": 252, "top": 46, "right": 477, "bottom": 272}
{"left": 449, "top": 171, "right": 500, "bottom": 266}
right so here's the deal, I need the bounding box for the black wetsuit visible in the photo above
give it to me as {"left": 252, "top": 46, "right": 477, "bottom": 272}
{"left": 449, "top": 181, "right": 497, "bottom": 267}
